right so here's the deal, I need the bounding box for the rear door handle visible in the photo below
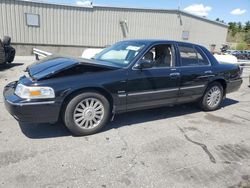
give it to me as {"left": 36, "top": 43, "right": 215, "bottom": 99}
{"left": 204, "top": 70, "right": 213, "bottom": 74}
{"left": 170, "top": 72, "right": 180, "bottom": 77}
{"left": 197, "top": 70, "right": 214, "bottom": 79}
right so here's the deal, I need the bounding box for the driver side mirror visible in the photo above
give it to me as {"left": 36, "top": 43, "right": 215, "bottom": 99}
{"left": 135, "top": 59, "right": 154, "bottom": 69}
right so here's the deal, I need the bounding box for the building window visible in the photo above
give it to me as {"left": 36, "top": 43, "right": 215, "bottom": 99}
{"left": 182, "top": 31, "right": 189, "bottom": 40}
{"left": 26, "top": 13, "right": 40, "bottom": 27}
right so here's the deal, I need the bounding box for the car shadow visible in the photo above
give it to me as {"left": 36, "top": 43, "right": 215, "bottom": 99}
{"left": 104, "top": 98, "right": 239, "bottom": 132}
{"left": 220, "top": 97, "right": 239, "bottom": 108}
{"left": 18, "top": 121, "right": 71, "bottom": 139}
{"left": 18, "top": 98, "right": 239, "bottom": 139}
{"left": 0, "top": 63, "right": 24, "bottom": 71}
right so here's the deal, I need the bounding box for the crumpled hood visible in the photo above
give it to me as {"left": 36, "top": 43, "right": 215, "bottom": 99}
{"left": 27, "top": 56, "right": 119, "bottom": 80}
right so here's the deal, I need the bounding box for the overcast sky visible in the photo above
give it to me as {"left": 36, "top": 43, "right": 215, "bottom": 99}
{"left": 34, "top": 0, "right": 249, "bottom": 23}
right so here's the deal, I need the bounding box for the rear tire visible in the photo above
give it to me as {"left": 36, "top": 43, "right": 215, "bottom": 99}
{"left": 63, "top": 92, "right": 110, "bottom": 136}
{"left": 199, "top": 82, "right": 224, "bottom": 111}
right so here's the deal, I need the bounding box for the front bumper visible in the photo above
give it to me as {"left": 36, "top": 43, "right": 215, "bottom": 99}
{"left": 3, "top": 82, "right": 61, "bottom": 123}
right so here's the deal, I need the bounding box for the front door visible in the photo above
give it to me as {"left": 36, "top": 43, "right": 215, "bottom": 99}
{"left": 126, "top": 43, "right": 181, "bottom": 111}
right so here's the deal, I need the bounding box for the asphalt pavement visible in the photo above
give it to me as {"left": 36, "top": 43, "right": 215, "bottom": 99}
{"left": 0, "top": 56, "right": 250, "bottom": 188}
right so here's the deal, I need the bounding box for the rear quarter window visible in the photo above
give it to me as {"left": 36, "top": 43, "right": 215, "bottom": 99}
{"left": 178, "top": 45, "right": 209, "bottom": 66}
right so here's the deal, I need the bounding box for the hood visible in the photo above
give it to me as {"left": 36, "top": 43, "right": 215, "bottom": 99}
{"left": 27, "top": 56, "right": 119, "bottom": 80}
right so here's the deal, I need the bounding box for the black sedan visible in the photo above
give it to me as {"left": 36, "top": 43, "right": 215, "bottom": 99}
{"left": 3, "top": 40, "right": 242, "bottom": 135}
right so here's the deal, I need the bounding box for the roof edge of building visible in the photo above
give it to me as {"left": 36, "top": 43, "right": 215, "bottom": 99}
{"left": 12, "top": 0, "right": 228, "bottom": 28}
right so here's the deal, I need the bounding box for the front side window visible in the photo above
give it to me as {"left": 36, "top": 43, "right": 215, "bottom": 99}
{"left": 179, "top": 45, "right": 209, "bottom": 66}
{"left": 94, "top": 41, "right": 145, "bottom": 67}
{"left": 141, "top": 44, "right": 174, "bottom": 68}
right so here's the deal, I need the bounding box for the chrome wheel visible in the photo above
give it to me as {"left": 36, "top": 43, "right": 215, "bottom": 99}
{"left": 73, "top": 98, "right": 104, "bottom": 129}
{"left": 206, "top": 86, "right": 222, "bottom": 108}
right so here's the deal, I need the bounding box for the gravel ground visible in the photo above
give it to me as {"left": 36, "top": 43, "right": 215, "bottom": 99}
{"left": 0, "top": 56, "right": 250, "bottom": 188}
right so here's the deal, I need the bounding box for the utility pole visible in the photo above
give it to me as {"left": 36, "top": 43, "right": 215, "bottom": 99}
{"left": 178, "top": 0, "right": 183, "bottom": 26}
{"left": 178, "top": 0, "right": 181, "bottom": 11}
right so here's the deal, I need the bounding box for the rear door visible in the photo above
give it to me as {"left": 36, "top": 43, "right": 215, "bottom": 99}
{"left": 177, "top": 44, "right": 214, "bottom": 103}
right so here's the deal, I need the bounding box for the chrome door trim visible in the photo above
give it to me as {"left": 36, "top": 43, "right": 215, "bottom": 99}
{"left": 197, "top": 75, "right": 215, "bottom": 79}
{"left": 127, "top": 88, "right": 179, "bottom": 96}
{"left": 180, "top": 85, "right": 205, "bottom": 90}
{"left": 123, "top": 84, "right": 206, "bottom": 97}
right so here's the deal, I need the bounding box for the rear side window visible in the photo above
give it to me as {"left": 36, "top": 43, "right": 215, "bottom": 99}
{"left": 178, "top": 45, "right": 209, "bottom": 66}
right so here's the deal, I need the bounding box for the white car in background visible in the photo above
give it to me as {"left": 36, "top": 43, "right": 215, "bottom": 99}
{"left": 214, "top": 54, "right": 245, "bottom": 76}
{"left": 214, "top": 54, "right": 238, "bottom": 64}
{"left": 33, "top": 48, "right": 104, "bottom": 60}
{"left": 81, "top": 48, "right": 104, "bottom": 59}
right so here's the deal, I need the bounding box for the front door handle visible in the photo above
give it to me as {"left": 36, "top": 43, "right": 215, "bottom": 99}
{"left": 170, "top": 72, "right": 180, "bottom": 78}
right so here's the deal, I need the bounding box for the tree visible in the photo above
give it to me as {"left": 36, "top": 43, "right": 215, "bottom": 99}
{"left": 236, "top": 42, "right": 247, "bottom": 50}
{"left": 244, "top": 21, "right": 250, "bottom": 32}
{"left": 237, "top": 22, "right": 242, "bottom": 32}
{"left": 245, "top": 31, "right": 250, "bottom": 43}
{"left": 228, "top": 22, "right": 238, "bottom": 36}
{"left": 215, "top": 18, "right": 224, "bottom": 23}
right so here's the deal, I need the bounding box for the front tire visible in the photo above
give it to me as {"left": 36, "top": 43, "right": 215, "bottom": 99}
{"left": 200, "top": 82, "right": 224, "bottom": 111}
{"left": 63, "top": 92, "right": 110, "bottom": 136}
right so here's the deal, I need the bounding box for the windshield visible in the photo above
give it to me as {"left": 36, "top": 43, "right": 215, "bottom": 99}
{"left": 93, "top": 41, "right": 146, "bottom": 67}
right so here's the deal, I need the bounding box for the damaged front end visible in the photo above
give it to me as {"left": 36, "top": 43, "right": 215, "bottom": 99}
{"left": 26, "top": 56, "right": 119, "bottom": 81}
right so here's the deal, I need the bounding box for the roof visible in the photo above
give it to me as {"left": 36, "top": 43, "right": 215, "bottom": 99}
{"left": 121, "top": 39, "right": 202, "bottom": 46}
{"left": 14, "top": 0, "right": 228, "bottom": 28}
